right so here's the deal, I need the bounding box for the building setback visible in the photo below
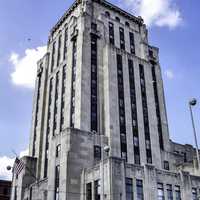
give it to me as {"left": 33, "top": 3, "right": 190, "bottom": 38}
{"left": 11, "top": 0, "right": 200, "bottom": 199}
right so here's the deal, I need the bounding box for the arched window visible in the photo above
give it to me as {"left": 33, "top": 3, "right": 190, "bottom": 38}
{"left": 115, "top": 16, "right": 120, "bottom": 22}
{"left": 125, "top": 21, "right": 130, "bottom": 27}
{"left": 105, "top": 11, "right": 110, "bottom": 18}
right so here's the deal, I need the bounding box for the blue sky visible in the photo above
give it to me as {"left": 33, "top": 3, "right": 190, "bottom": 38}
{"left": 0, "top": 0, "right": 200, "bottom": 179}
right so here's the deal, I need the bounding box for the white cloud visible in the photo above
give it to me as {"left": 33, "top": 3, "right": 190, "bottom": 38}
{"left": 123, "top": 0, "right": 182, "bottom": 28}
{"left": 0, "top": 148, "right": 29, "bottom": 180}
{"left": 9, "top": 46, "right": 47, "bottom": 89}
{"left": 165, "top": 69, "right": 174, "bottom": 79}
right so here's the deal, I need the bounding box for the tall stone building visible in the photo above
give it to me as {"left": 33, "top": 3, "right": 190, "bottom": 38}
{"left": 11, "top": 0, "right": 200, "bottom": 199}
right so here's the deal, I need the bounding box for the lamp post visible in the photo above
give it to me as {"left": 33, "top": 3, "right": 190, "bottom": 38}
{"left": 189, "top": 98, "right": 200, "bottom": 170}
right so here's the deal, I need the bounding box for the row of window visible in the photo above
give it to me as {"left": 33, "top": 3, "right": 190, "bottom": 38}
{"left": 70, "top": 37, "right": 77, "bottom": 127}
{"left": 151, "top": 64, "right": 164, "bottom": 150}
{"left": 53, "top": 72, "right": 60, "bottom": 136}
{"left": 128, "top": 59, "right": 140, "bottom": 165}
{"left": 60, "top": 65, "right": 66, "bottom": 131}
{"left": 126, "top": 178, "right": 144, "bottom": 200}
{"left": 44, "top": 78, "right": 53, "bottom": 178}
{"left": 109, "top": 22, "right": 135, "bottom": 54}
{"left": 51, "top": 27, "right": 68, "bottom": 73}
{"left": 157, "top": 183, "right": 181, "bottom": 200}
{"left": 91, "top": 23, "right": 98, "bottom": 133}
{"left": 117, "top": 54, "right": 128, "bottom": 161}
{"left": 139, "top": 64, "right": 152, "bottom": 164}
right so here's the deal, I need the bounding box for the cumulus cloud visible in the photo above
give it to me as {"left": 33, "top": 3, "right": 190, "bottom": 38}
{"left": 123, "top": 0, "right": 182, "bottom": 28}
{"left": 9, "top": 46, "right": 47, "bottom": 89}
{"left": 165, "top": 69, "right": 174, "bottom": 79}
{"left": 0, "top": 149, "right": 29, "bottom": 180}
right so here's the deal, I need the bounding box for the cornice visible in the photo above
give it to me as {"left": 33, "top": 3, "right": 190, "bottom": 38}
{"left": 50, "top": 0, "right": 144, "bottom": 36}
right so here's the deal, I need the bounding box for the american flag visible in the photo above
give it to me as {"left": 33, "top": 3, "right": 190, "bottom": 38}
{"left": 13, "top": 157, "right": 25, "bottom": 175}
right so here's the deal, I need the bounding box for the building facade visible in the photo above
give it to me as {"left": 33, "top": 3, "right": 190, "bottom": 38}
{"left": 11, "top": 0, "right": 200, "bottom": 199}
{"left": 0, "top": 180, "right": 11, "bottom": 200}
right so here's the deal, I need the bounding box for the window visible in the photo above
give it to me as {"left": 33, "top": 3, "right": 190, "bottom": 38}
{"left": 109, "top": 22, "right": 115, "bottom": 45}
{"left": 129, "top": 32, "right": 135, "bottom": 54}
{"left": 63, "top": 28, "right": 68, "bottom": 60}
{"left": 116, "top": 16, "right": 120, "bottom": 22}
{"left": 105, "top": 11, "right": 110, "bottom": 18}
{"left": 57, "top": 35, "right": 62, "bottom": 66}
{"left": 56, "top": 144, "right": 61, "bottom": 158}
{"left": 94, "top": 180, "right": 100, "bottom": 200}
{"left": 86, "top": 183, "right": 92, "bottom": 200}
{"left": 91, "top": 23, "right": 97, "bottom": 31}
{"left": 175, "top": 186, "right": 181, "bottom": 200}
{"left": 54, "top": 165, "right": 60, "bottom": 200}
{"left": 126, "top": 178, "right": 133, "bottom": 200}
{"left": 157, "top": 183, "right": 164, "bottom": 200}
{"left": 166, "top": 184, "right": 173, "bottom": 200}
{"left": 51, "top": 41, "right": 56, "bottom": 72}
{"left": 94, "top": 145, "right": 101, "bottom": 161}
{"left": 164, "top": 161, "right": 170, "bottom": 170}
{"left": 149, "top": 50, "right": 154, "bottom": 57}
{"left": 192, "top": 188, "right": 198, "bottom": 200}
{"left": 125, "top": 21, "right": 130, "bottom": 27}
{"left": 136, "top": 179, "right": 144, "bottom": 200}
{"left": 119, "top": 27, "right": 125, "bottom": 50}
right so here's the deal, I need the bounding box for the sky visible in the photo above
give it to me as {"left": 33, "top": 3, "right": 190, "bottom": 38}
{"left": 0, "top": 0, "right": 200, "bottom": 180}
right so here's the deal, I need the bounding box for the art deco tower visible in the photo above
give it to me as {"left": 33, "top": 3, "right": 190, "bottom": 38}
{"left": 11, "top": 0, "right": 200, "bottom": 200}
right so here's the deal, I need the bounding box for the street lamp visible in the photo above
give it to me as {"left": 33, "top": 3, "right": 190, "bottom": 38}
{"left": 189, "top": 98, "right": 200, "bottom": 170}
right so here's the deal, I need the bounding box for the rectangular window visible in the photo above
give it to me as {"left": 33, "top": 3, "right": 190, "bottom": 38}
{"left": 63, "top": 28, "right": 68, "bottom": 60}
{"left": 192, "top": 188, "right": 198, "bottom": 200}
{"left": 94, "top": 180, "right": 100, "bottom": 200}
{"left": 51, "top": 41, "right": 56, "bottom": 72}
{"left": 157, "top": 183, "right": 164, "bottom": 200}
{"left": 136, "top": 179, "right": 144, "bottom": 200}
{"left": 175, "top": 186, "right": 181, "bottom": 200}
{"left": 56, "top": 144, "right": 61, "bottom": 158}
{"left": 119, "top": 27, "right": 125, "bottom": 50}
{"left": 166, "top": 184, "right": 173, "bottom": 200}
{"left": 129, "top": 32, "right": 135, "bottom": 54}
{"left": 86, "top": 183, "right": 92, "bottom": 200}
{"left": 139, "top": 64, "right": 152, "bottom": 164}
{"left": 91, "top": 34, "right": 98, "bottom": 132}
{"left": 109, "top": 22, "right": 115, "bottom": 45}
{"left": 164, "top": 161, "right": 170, "bottom": 170}
{"left": 151, "top": 65, "right": 164, "bottom": 150}
{"left": 57, "top": 35, "right": 62, "bottom": 66}
{"left": 94, "top": 145, "right": 101, "bottom": 162}
{"left": 117, "top": 54, "right": 127, "bottom": 161}
{"left": 126, "top": 178, "right": 133, "bottom": 200}
{"left": 54, "top": 165, "right": 60, "bottom": 200}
